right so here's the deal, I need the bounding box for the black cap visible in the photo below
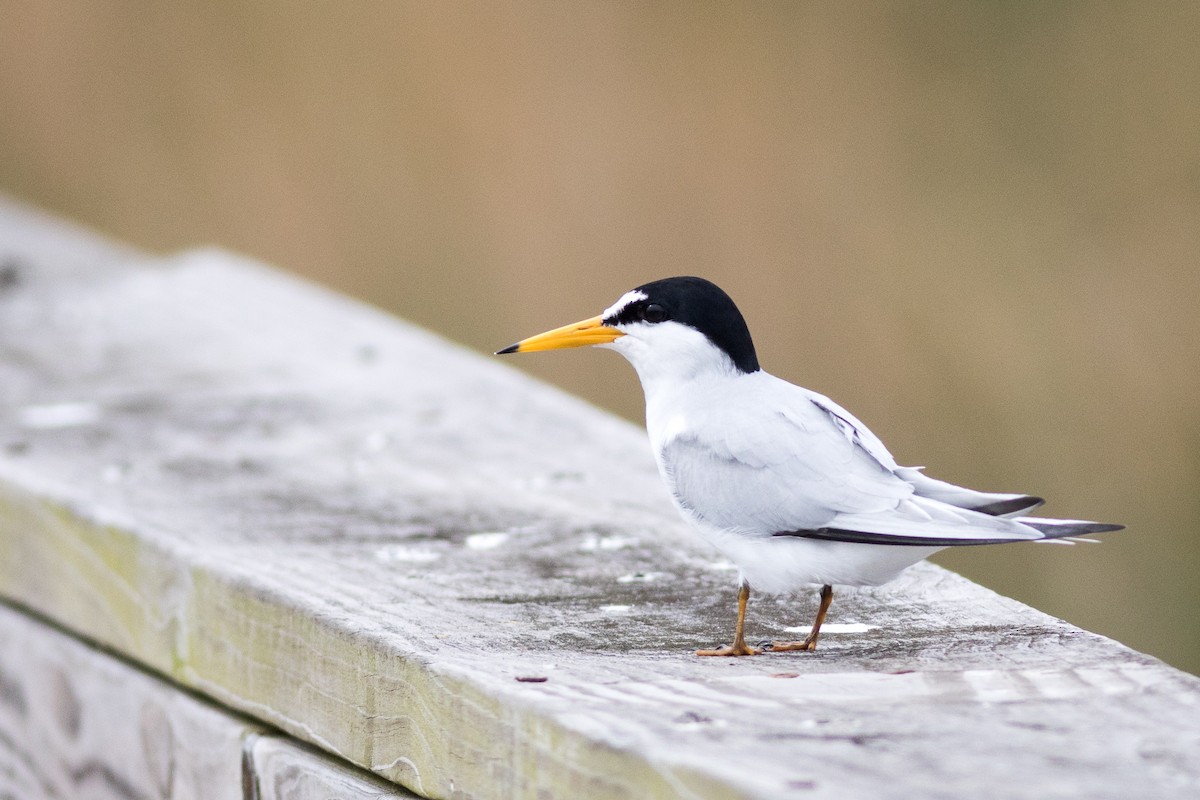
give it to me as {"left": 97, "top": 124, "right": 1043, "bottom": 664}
{"left": 604, "top": 276, "right": 760, "bottom": 374}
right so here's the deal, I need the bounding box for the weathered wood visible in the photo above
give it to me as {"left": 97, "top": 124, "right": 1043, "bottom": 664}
{"left": 249, "top": 737, "right": 418, "bottom": 800}
{"left": 0, "top": 600, "right": 422, "bottom": 800}
{"left": 0, "top": 601, "right": 254, "bottom": 800}
{"left": 1, "top": 195, "right": 1199, "bottom": 799}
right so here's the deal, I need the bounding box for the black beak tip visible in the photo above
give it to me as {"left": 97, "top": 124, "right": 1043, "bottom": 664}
{"left": 495, "top": 343, "right": 519, "bottom": 355}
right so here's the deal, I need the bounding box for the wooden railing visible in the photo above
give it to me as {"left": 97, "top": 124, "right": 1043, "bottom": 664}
{"left": 2, "top": 195, "right": 1198, "bottom": 799}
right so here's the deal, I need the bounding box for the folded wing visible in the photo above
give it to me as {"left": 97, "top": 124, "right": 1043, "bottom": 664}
{"left": 661, "top": 372, "right": 1123, "bottom": 546}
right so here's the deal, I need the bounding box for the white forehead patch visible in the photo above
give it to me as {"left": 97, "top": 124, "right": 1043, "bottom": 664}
{"left": 602, "top": 289, "right": 647, "bottom": 321}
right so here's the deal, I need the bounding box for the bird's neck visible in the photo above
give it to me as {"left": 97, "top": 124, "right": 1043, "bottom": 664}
{"left": 639, "top": 363, "right": 746, "bottom": 441}
{"left": 625, "top": 348, "right": 743, "bottom": 402}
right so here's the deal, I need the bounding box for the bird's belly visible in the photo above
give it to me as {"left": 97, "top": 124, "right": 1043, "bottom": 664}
{"left": 697, "top": 524, "right": 942, "bottom": 594}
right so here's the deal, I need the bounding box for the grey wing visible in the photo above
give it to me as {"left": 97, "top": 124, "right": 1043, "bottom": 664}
{"left": 663, "top": 375, "right": 1077, "bottom": 545}
{"left": 659, "top": 379, "right": 914, "bottom": 535}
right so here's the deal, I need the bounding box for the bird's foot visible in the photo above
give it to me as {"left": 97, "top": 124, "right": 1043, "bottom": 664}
{"left": 695, "top": 642, "right": 762, "bottom": 657}
{"left": 767, "top": 637, "right": 819, "bottom": 652}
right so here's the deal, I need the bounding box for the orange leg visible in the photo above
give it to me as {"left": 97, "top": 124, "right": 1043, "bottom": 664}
{"left": 696, "top": 583, "right": 761, "bottom": 657}
{"left": 771, "top": 584, "right": 833, "bottom": 652}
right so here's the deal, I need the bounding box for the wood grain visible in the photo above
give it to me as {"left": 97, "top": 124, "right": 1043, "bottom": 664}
{"left": 250, "top": 736, "right": 418, "bottom": 800}
{"left": 0, "top": 601, "right": 423, "bottom": 800}
{"left": 0, "top": 602, "right": 253, "bottom": 800}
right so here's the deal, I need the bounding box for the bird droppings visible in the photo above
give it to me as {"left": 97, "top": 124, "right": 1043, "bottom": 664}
{"left": 17, "top": 402, "right": 102, "bottom": 430}
{"left": 515, "top": 676, "right": 548, "bottom": 683}
{"left": 617, "top": 571, "right": 671, "bottom": 583}
{"left": 705, "top": 560, "right": 739, "bottom": 571}
{"left": 599, "top": 604, "right": 633, "bottom": 615}
{"left": 465, "top": 532, "right": 509, "bottom": 550}
{"left": 580, "top": 534, "right": 638, "bottom": 552}
{"left": 374, "top": 545, "right": 441, "bottom": 563}
{"left": 783, "top": 623, "right": 879, "bottom": 634}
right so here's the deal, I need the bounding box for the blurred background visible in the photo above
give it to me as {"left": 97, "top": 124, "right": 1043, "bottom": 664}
{"left": 1, "top": 2, "right": 1196, "bottom": 674}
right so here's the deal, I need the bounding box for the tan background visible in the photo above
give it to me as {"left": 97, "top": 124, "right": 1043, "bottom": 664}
{"left": 1, "top": 2, "right": 1196, "bottom": 674}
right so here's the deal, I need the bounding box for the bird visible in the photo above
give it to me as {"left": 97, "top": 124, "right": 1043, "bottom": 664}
{"left": 496, "top": 277, "right": 1123, "bottom": 656}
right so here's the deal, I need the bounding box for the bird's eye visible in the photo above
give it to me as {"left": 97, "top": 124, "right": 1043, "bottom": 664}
{"left": 642, "top": 303, "right": 667, "bottom": 323}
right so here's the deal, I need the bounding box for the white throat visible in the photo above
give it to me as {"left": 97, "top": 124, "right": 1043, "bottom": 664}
{"left": 602, "top": 320, "right": 743, "bottom": 402}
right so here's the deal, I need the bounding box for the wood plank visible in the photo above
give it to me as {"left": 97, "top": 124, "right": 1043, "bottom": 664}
{"left": 0, "top": 601, "right": 254, "bottom": 800}
{"left": 249, "top": 736, "right": 418, "bottom": 800}
{"left": 0, "top": 600, "right": 425, "bottom": 800}
{"left": 2, "top": 195, "right": 1199, "bottom": 799}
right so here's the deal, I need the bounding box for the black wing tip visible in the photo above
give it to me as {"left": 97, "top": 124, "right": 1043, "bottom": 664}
{"left": 774, "top": 519, "right": 1126, "bottom": 548}
{"left": 495, "top": 343, "right": 519, "bottom": 355}
{"left": 972, "top": 496, "right": 1046, "bottom": 516}
{"left": 1021, "top": 520, "right": 1127, "bottom": 539}
{"left": 772, "top": 527, "right": 1015, "bottom": 547}
{"left": 1063, "top": 522, "right": 1126, "bottom": 535}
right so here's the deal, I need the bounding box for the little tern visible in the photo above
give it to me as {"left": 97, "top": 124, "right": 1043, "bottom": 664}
{"left": 497, "top": 276, "right": 1123, "bottom": 656}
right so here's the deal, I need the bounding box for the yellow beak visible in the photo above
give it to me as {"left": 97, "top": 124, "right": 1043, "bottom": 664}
{"left": 496, "top": 315, "right": 624, "bottom": 354}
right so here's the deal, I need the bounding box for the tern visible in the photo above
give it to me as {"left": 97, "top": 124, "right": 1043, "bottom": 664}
{"left": 497, "top": 277, "right": 1123, "bottom": 656}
